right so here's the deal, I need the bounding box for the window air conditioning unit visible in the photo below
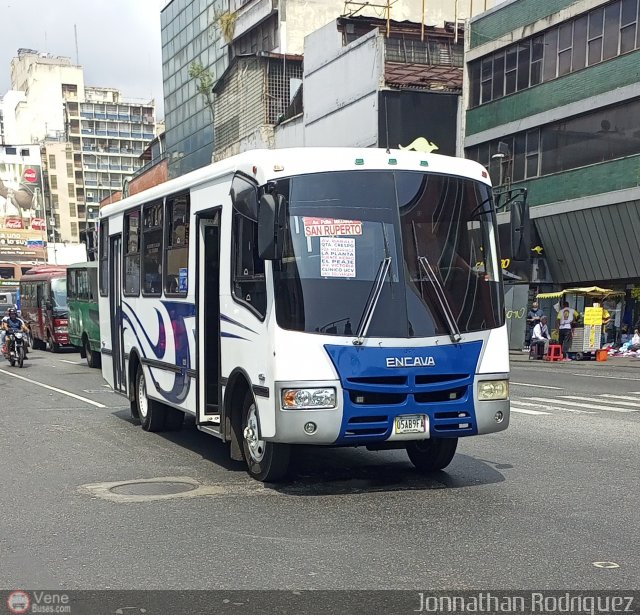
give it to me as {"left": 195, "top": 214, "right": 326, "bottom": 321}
{"left": 87, "top": 191, "right": 94, "bottom": 198}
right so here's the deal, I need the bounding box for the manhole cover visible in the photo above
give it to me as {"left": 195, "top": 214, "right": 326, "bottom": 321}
{"left": 109, "top": 481, "right": 198, "bottom": 496}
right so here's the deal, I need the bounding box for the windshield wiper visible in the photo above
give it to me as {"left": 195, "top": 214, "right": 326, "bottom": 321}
{"left": 353, "top": 257, "right": 392, "bottom": 346}
{"left": 418, "top": 256, "right": 462, "bottom": 343}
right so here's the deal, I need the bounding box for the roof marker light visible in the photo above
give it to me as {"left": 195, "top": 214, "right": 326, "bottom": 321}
{"left": 252, "top": 165, "right": 258, "bottom": 175}
{"left": 355, "top": 158, "right": 364, "bottom": 165}
{"left": 481, "top": 170, "right": 488, "bottom": 178}
{"left": 420, "top": 160, "right": 428, "bottom": 167}
{"left": 274, "top": 164, "right": 284, "bottom": 172}
{"left": 388, "top": 158, "right": 397, "bottom": 165}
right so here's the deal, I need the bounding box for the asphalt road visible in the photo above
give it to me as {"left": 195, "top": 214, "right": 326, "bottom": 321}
{"left": 0, "top": 349, "right": 638, "bottom": 592}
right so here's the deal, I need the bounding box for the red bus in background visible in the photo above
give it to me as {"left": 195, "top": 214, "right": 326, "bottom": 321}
{"left": 19, "top": 265, "right": 71, "bottom": 352}
{"left": 0, "top": 261, "right": 36, "bottom": 282}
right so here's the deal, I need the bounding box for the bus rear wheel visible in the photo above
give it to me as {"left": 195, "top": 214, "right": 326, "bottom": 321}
{"left": 241, "top": 392, "right": 290, "bottom": 482}
{"left": 47, "top": 333, "right": 60, "bottom": 353}
{"left": 406, "top": 438, "right": 458, "bottom": 473}
{"left": 84, "top": 337, "right": 100, "bottom": 368}
{"left": 136, "top": 366, "right": 184, "bottom": 432}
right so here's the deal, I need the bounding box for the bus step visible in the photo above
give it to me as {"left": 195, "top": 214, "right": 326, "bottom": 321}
{"left": 197, "top": 424, "right": 223, "bottom": 440}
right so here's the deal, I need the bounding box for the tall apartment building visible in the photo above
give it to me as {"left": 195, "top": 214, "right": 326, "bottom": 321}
{"left": 2, "top": 50, "right": 156, "bottom": 243}
{"left": 67, "top": 87, "right": 155, "bottom": 207}
{"left": 463, "top": 0, "right": 640, "bottom": 341}
{"left": 161, "top": 0, "right": 500, "bottom": 178}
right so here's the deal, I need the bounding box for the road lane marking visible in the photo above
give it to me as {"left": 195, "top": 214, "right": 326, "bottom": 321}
{"left": 526, "top": 396, "right": 637, "bottom": 413}
{"left": 599, "top": 394, "right": 640, "bottom": 401}
{"left": 515, "top": 400, "right": 595, "bottom": 414}
{"left": 562, "top": 395, "right": 639, "bottom": 408}
{"left": 511, "top": 382, "right": 564, "bottom": 390}
{"left": 511, "top": 407, "right": 550, "bottom": 415}
{"left": 569, "top": 373, "right": 640, "bottom": 381}
{"left": 60, "top": 359, "right": 82, "bottom": 365}
{"left": 0, "top": 368, "right": 106, "bottom": 408}
{"left": 512, "top": 400, "right": 555, "bottom": 410}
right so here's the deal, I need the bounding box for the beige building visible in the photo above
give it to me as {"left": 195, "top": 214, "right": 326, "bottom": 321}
{"left": 2, "top": 49, "right": 156, "bottom": 244}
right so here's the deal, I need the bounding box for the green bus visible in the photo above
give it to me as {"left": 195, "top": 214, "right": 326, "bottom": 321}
{"left": 67, "top": 262, "right": 101, "bottom": 368}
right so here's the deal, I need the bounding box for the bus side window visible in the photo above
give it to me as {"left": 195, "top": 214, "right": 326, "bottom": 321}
{"left": 124, "top": 209, "right": 141, "bottom": 296}
{"left": 230, "top": 175, "right": 266, "bottom": 318}
{"left": 99, "top": 220, "right": 109, "bottom": 296}
{"left": 142, "top": 201, "right": 163, "bottom": 297}
{"left": 79, "top": 270, "right": 87, "bottom": 301}
{"left": 164, "top": 193, "right": 189, "bottom": 296}
{"left": 68, "top": 271, "right": 76, "bottom": 300}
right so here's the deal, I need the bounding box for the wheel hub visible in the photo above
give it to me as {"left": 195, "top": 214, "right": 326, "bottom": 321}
{"left": 243, "top": 406, "right": 265, "bottom": 462}
{"left": 138, "top": 373, "right": 149, "bottom": 418}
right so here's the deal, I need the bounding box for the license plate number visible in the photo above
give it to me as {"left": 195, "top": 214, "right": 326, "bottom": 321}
{"left": 394, "top": 414, "right": 427, "bottom": 434}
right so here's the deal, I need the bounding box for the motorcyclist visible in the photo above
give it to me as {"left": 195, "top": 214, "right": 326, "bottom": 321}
{"left": 1, "top": 308, "right": 28, "bottom": 356}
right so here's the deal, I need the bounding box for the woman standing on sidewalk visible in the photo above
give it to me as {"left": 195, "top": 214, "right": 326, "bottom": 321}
{"left": 557, "top": 301, "right": 580, "bottom": 360}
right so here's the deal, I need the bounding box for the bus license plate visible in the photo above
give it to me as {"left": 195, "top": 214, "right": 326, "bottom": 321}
{"left": 394, "top": 415, "right": 427, "bottom": 434}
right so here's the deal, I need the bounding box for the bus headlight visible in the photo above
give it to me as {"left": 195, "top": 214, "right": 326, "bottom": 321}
{"left": 282, "top": 387, "right": 336, "bottom": 409}
{"left": 478, "top": 380, "right": 509, "bottom": 401}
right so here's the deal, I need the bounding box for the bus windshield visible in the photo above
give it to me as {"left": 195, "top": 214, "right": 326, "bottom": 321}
{"left": 272, "top": 170, "right": 503, "bottom": 338}
{"left": 51, "top": 278, "right": 68, "bottom": 310}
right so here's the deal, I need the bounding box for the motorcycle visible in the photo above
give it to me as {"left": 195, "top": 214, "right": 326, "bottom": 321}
{"left": 4, "top": 331, "right": 25, "bottom": 368}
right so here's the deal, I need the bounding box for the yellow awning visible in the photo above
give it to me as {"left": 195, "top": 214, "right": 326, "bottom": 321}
{"left": 537, "top": 286, "right": 625, "bottom": 299}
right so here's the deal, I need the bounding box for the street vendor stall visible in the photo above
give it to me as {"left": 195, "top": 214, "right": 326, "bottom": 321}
{"left": 536, "top": 286, "right": 625, "bottom": 360}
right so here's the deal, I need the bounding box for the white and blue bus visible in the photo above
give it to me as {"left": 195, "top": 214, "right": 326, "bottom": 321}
{"left": 99, "top": 148, "right": 523, "bottom": 482}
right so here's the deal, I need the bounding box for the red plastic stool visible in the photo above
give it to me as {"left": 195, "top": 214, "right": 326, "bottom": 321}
{"left": 545, "top": 344, "right": 563, "bottom": 361}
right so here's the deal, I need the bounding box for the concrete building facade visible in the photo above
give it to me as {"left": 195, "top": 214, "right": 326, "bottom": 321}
{"left": 160, "top": 0, "right": 500, "bottom": 177}
{"left": 1, "top": 50, "right": 156, "bottom": 244}
{"left": 274, "top": 17, "right": 463, "bottom": 154}
{"left": 464, "top": 0, "right": 640, "bottom": 342}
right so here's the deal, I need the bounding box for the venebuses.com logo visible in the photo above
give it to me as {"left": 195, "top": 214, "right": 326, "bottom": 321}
{"left": 6, "top": 591, "right": 30, "bottom": 614}
{"left": 5, "top": 590, "right": 71, "bottom": 614}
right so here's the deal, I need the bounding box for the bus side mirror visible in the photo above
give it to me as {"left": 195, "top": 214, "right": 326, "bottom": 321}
{"left": 510, "top": 196, "right": 530, "bottom": 262}
{"left": 258, "top": 193, "right": 284, "bottom": 260}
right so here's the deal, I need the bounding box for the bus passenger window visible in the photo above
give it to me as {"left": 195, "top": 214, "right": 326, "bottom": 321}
{"left": 99, "top": 220, "right": 109, "bottom": 296}
{"left": 230, "top": 175, "right": 266, "bottom": 318}
{"left": 124, "top": 209, "right": 141, "bottom": 296}
{"left": 165, "top": 193, "right": 189, "bottom": 296}
{"left": 142, "top": 201, "right": 163, "bottom": 296}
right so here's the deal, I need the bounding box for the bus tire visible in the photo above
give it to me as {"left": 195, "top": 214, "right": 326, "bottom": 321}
{"left": 164, "top": 406, "right": 185, "bottom": 431}
{"left": 136, "top": 365, "right": 166, "bottom": 432}
{"left": 241, "top": 392, "right": 290, "bottom": 482}
{"left": 135, "top": 365, "right": 184, "bottom": 432}
{"left": 406, "top": 438, "right": 458, "bottom": 473}
{"left": 84, "top": 337, "right": 101, "bottom": 368}
{"left": 47, "top": 332, "right": 60, "bottom": 353}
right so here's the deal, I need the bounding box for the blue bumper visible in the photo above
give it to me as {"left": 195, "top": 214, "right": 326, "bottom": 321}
{"left": 324, "top": 341, "right": 483, "bottom": 445}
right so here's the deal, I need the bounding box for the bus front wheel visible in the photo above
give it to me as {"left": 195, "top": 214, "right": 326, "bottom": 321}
{"left": 406, "top": 438, "right": 458, "bottom": 473}
{"left": 241, "top": 392, "right": 290, "bottom": 482}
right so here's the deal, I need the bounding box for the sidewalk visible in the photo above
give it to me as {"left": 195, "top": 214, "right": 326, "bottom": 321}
{"left": 509, "top": 349, "right": 640, "bottom": 368}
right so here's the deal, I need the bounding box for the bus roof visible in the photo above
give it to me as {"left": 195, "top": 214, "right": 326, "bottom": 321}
{"left": 67, "top": 261, "right": 98, "bottom": 270}
{"left": 100, "top": 147, "right": 491, "bottom": 220}
{"left": 21, "top": 265, "right": 67, "bottom": 281}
